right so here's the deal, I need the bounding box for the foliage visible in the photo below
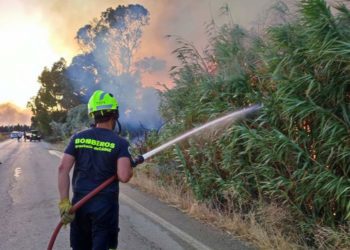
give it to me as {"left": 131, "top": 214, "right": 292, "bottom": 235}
{"left": 50, "top": 104, "right": 91, "bottom": 141}
{"left": 27, "top": 58, "right": 81, "bottom": 137}
{"left": 257, "top": 0, "right": 350, "bottom": 226}
{"left": 68, "top": 4, "right": 150, "bottom": 97}
{"left": 0, "top": 124, "right": 30, "bottom": 132}
{"left": 76, "top": 4, "right": 149, "bottom": 75}
{"left": 153, "top": 0, "right": 350, "bottom": 247}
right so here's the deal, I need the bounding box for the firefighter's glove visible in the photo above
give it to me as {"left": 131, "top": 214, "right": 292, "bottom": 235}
{"left": 131, "top": 155, "right": 144, "bottom": 168}
{"left": 58, "top": 198, "right": 75, "bottom": 225}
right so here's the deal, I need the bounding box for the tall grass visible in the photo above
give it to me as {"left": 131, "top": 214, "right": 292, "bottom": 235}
{"left": 147, "top": 0, "right": 350, "bottom": 247}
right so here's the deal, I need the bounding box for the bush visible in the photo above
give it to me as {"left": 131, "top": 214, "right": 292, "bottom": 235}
{"left": 49, "top": 104, "right": 91, "bottom": 141}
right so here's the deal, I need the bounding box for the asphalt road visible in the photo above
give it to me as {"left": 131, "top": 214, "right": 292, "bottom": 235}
{"left": 0, "top": 139, "right": 251, "bottom": 250}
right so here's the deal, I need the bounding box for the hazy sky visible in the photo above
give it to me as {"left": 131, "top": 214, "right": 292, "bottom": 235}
{"left": 0, "top": 0, "right": 299, "bottom": 125}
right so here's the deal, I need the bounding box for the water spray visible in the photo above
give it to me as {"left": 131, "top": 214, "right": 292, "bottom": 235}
{"left": 143, "top": 104, "right": 262, "bottom": 159}
{"left": 47, "top": 104, "right": 262, "bottom": 250}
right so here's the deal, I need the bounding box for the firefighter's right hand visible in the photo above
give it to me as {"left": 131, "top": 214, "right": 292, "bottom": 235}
{"left": 131, "top": 155, "right": 144, "bottom": 168}
{"left": 58, "top": 198, "right": 75, "bottom": 225}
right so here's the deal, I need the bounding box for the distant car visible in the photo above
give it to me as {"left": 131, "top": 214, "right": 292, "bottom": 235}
{"left": 10, "top": 131, "right": 21, "bottom": 139}
{"left": 29, "top": 130, "right": 41, "bottom": 142}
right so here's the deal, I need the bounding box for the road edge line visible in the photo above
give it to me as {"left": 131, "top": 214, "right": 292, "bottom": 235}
{"left": 120, "top": 193, "right": 212, "bottom": 250}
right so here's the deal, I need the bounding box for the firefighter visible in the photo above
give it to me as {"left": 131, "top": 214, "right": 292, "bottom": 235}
{"left": 57, "top": 90, "right": 143, "bottom": 250}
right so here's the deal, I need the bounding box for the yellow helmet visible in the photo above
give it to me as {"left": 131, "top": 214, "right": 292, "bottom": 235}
{"left": 88, "top": 90, "right": 118, "bottom": 117}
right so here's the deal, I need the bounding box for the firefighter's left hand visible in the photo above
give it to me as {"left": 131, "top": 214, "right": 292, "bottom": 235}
{"left": 58, "top": 198, "right": 75, "bottom": 225}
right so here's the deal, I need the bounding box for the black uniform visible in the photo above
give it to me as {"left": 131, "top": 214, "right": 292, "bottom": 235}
{"left": 64, "top": 127, "right": 131, "bottom": 250}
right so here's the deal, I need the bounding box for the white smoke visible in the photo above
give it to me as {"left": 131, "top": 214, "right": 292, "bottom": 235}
{"left": 0, "top": 102, "right": 31, "bottom": 126}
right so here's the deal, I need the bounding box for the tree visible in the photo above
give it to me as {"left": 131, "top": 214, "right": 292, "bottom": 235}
{"left": 65, "top": 4, "right": 162, "bottom": 132}
{"left": 66, "top": 4, "right": 151, "bottom": 100}
{"left": 28, "top": 58, "right": 81, "bottom": 136}
{"left": 76, "top": 4, "right": 150, "bottom": 75}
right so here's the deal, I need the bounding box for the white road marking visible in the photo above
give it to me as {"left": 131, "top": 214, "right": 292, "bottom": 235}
{"left": 14, "top": 167, "right": 22, "bottom": 177}
{"left": 49, "top": 150, "right": 63, "bottom": 159}
{"left": 49, "top": 149, "right": 212, "bottom": 249}
{"left": 120, "top": 193, "right": 212, "bottom": 250}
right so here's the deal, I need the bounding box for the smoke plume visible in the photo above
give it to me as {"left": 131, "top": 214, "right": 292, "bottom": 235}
{"left": 135, "top": 57, "right": 166, "bottom": 73}
{"left": 0, "top": 103, "right": 31, "bottom": 126}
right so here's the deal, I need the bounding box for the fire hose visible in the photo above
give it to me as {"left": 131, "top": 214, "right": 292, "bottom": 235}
{"left": 47, "top": 175, "right": 116, "bottom": 250}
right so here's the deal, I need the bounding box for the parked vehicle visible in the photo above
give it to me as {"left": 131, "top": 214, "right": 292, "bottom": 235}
{"left": 10, "top": 131, "right": 22, "bottom": 139}
{"left": 29, "top": 130, "right": 41, "bottom": 142}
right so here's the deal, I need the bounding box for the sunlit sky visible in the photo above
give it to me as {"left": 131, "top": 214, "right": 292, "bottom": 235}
{"left": 1, "top": 18, "right": 62, "bottom": 107}
{"left": 0, "top": 1, "right": 75, "bottom": 108}
{"left": 0, "top": 0, "right": 278, "bottom": 125}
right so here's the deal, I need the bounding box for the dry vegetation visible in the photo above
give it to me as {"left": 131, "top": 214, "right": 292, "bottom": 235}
{"left": 130, "top": 164, "right": 306, "bottom": 250}
{"left": 0, "top": 133, "right": 8, "bottom": 142}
